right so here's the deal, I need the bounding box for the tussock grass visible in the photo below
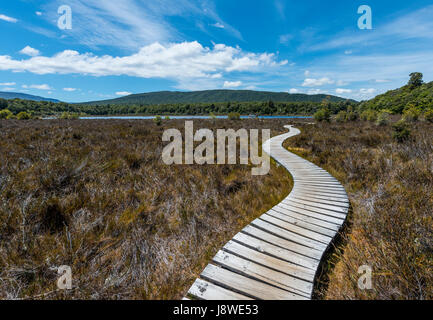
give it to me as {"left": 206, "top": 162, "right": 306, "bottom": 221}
{"left": 284, "top": 120, "right": 432, "bottom": 300}
{"left": 0, "top": 119, "right": 292, "bottom": 300}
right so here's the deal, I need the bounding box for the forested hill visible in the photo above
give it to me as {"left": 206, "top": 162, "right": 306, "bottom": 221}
{"left": 0, "top": 91, "right": 60, "bottom": 103}
{"left": 81, "top": 89, "right": 354, "bottom": 105}
{"left": 360, "top": 73, "right": 433, "bottom": 113}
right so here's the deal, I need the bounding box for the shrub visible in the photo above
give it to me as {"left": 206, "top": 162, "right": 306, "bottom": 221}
{"left": 0, "top": 109, "right": 13, "bottom": 119}
{"left": 16, "top": 111, "right": 32, "bottom": 120}
{"left": 346, "top": 111, "right": 359, "bottom": 122}
{"left": 165, "top": 116, "right": 170, "bottom": 120}
{"left": 228, "top": 112, "right": 241, "bottom": 120}
{"left": 424, "top": 109, "right": 433, "bottom": 123}
{"left": 361, "top": 110, "right": 378, "bottom": 122}
{"left": 153, "top": 115, "right": 162, "bottom": 126}
{"left": 335, "top": 111, "right": 347, "bottom": 123}
{"left": 402, "top": 104, "right": 422, "bottom": 122}
{"left": 314, "top": 108, "right": 331, "bottom": 122}
{"left": 376, "top": 111, "right": 390, "bottom": 126}
{"left": 60, "top": 112, "right": 79, "bottom": 120}
{"left": 392, "top": 119, "right": 411, "bottom": 142}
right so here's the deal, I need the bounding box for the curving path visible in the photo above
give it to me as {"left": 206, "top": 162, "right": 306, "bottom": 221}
{"left": 185, "top": 125, "right": 349, "bottom": 300}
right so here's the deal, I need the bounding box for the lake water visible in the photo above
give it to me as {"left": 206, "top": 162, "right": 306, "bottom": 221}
{"left": 79, "top": 115, "right": 312, "bottom": 120}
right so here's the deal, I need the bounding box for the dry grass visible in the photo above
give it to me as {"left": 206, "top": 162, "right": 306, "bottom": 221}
{"left": 284, "top": 120, "right": 433, "bottom": 300}
{"left": 0, "top": 119, "right": 292, "bottom": 300}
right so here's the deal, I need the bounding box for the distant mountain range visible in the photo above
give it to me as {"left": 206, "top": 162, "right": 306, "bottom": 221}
{"left": 0, "top": 91, "right": 60, "bottom": 103}
{"left": 81, "top": 90, "right": 355, "bottom": 105}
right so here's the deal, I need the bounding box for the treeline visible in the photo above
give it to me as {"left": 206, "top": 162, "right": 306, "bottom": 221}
{"left": 0, "top": 98, "right": 355, "bottom": 117}
{"left": 359, "top": 73, "right": 433, "bottom": 114}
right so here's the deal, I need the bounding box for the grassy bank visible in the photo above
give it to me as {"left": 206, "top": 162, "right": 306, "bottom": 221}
{"left": 284, "top": 120, "right": 432, "bottom": 299}
{"left": 0, "top": 119, "right": 292, "bottom": 300}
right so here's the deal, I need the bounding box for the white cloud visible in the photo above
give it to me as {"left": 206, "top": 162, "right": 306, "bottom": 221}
{"left": 360, "top": 88, "right": 377, "bottom": 94}
{"left": 1, "top": 87, "right": 15, "bottom": 92}
{"left": 41, "top": 0, "right": 243, "bottom": 49}
{"left": 344, "top": 50, "right": 353, "bottom": 55}
{"left": 116, "top": 91, "right": 132, "bottom": 96}
{"left": 0, "top": 14, "right": 17, "bottom": 23}
{"left": 375, "top": 79, "right": 391, "bottom": 83}
{"left": 223, "top": 81, "right": 242, "bottom": 88}
{"left": 19, "top": 46, "right": 40, "bottom": 57}
{"left": 63, "top": 88, "right": 77, "bottom": 92}
{"left": 302, "top": 77, "right": 334, "bottom": 87}
{"left": 336, "top": 80, "right": 349, "bottom": 86}
{"left": 0, "top": 82, "right": 16, "bottom": 86}
{"left": 36, "top": 11, "right": 43, "bottom": 16}
{"left": 289, "top": 88, "right": 300, "bottom": 94}
{"left": 304, "top": 70, "right": 310, "bottom": 77}
{"left": 22, "top": 84, "right": 53, "bottom": 90}
{"left": 0, "top": 42, "right": 286, "bottom": 83}
{"left": 307, "top": 89, "right": 327, "bottom": 95}
{"left": 212, "top": 22, "right": 225, "bottom": 29}
{"left": 336, "top": 88, "right": 353, "bottom": 94}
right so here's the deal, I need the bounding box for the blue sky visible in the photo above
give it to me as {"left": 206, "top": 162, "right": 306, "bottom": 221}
{"left": 1, "top": 0, "right": 433, "bottom": 103}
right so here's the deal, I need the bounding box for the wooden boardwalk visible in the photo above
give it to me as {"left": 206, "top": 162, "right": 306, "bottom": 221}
{"left": 185, "top": 125, "right": 349, "bottom": 300}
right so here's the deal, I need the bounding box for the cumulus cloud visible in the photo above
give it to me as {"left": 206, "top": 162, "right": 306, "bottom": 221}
{"left": 223, "top": 81, "right": 242, "bottom": 88}
{"left": 307, "top": 89, "right": 327, "bottom": 95}
{"left": 302, "top": 77, "right": 334, "bottom": 87}
{"left": 36, "top": 11, "right": 43, "bottom": 16}
{"left": 336, "top": 88, "right": 353, "bottom": 94}
{"left": 116, "top": 91, "right": 132, "bottom": 96}
{"left": 0, "top": 82, "right": 16, "bottom": 86}
{"left": 289, "top": 88, "right": 300, "bottom": 94}
{"left": 22, "top": 84, "right": 52, "bottom": 90}
{"left": 360, "top": 88, "right": 377, "bottom": 94}
{"left": 19, "top": 46, "right": 40, "bottom": 57}
{"left": 63, "top": 88, "right": 77, "bottom": 92}
{"left": 0, "top": 42, "right": 286, "bottom": 82}
{"left": 0, "top": 14, "right": 17, "bottom": 23}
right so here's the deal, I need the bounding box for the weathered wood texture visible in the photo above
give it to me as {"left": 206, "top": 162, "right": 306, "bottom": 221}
{"left": 186, "top": 125, "right": 349, "bottom": 300}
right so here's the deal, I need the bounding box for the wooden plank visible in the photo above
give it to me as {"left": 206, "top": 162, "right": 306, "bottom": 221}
{"left": 281, "top": 200, "right": 347, "bottom": 220}
{"left": 241, "top": 225, "right": 323, "bottom": 260}
{"left": 260, "top": 214, "right": 332, "bottom": 244}
{"left": 289, "top": 192, "right": 350, "bottom": 205}
{"left": 287, "top": 197, "right": 349, "bottom": 214}
{"left": 188, "top": 278, "right": 252, "bottom": 300}
{"left": 270, "top": 206, "right": 340, "bottom": 231}
{"left": 232, "top": 232, "right": 319, "bottom": 269}
{"left": 267, "top": 209, "right": 337, "bottom": 237}
{"left": 212, "top": 251, "right": 312, "bottom": 297}
{"left": 251, "top": 219, "right": 328, "bottom": 252}
{"left": 288, "top": 194, "right": 349, "bottom": 208}
{"left": 290, "top": 189, "right": 349, "bottom": 201}
{"left": 277, "top": 203, "right": 345, "bottom": 225}
{"left": 201, "top": 264, "right": 307, "bottom": 300}
{"left": 223, "top": 241, "right": 316, "bottom": 282}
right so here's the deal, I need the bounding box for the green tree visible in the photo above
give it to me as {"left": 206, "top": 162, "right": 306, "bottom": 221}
{"left": 376, "top": 111, "right": 390, "bottom": 126}
{"left": 16, "top": 111, "right": 32, "bottom": 120}
{"left": 408, "top": 72, "right": 423, "bottom": 89}
{"left": 424, "top": 109, "right": 433, "bottom": 123}
{"left": 314, "top": 108, "right": 331, "bottom": 122}
{"left": 0, "top": 109, "right": 13, "bottom": 119}
{"left": 335, "top": 111, "right": 347, "bottom": 123}
{"left": 228, "top": 112, "right": 241, "bottom": 120}
{"left": 153, "top": 115, "right": 162, "bottom": 126}
{"left": 392, "top": 120, "right": 411, "bottom": 142}
{"left": 403, "top": 104, "right": 422, "bottom": 122}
